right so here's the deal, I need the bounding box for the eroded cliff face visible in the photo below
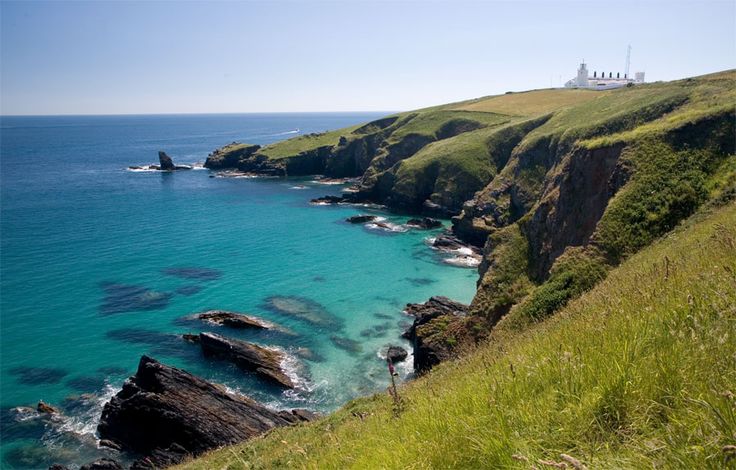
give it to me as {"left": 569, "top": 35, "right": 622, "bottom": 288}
{"left": 202, "top": 73, "right": 735, "bottom": 371}
{"left": 466, "top": 107, "right": 735, "bottom": 331}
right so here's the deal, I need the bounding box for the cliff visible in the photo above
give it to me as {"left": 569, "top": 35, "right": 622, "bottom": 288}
{"left": 178, "top": 70, "right": 735, "bottom": 469}
{"left": 206, "top": 70, "right": 734, "bottom": 355}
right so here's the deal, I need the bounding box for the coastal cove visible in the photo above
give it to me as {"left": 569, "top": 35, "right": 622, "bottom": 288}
{"left": 0, "top": 113, "right": 478, "bottom": 469}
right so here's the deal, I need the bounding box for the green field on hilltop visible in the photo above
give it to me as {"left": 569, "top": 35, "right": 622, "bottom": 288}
{"left": 259, "top": 124, "right": 365, "bottom": 159}
{"left": 179, "top": 202, "right": 736, "bottom": 469}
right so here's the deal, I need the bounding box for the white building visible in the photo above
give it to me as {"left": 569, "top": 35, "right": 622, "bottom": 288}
{"left": 565, "top": 61, "right": 645, "bottom": 90}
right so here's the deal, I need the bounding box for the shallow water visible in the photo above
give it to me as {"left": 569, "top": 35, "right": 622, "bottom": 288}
{"left": 0, "top": 113, "right": 477, "bottom": 468}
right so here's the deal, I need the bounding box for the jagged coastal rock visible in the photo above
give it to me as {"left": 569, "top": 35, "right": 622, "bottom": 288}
{"left": 128, "top": 151, "right": 192, "bottom": 171}
{"left": 195, "top": 310, "right": 270, "bottom": 330}
{"left": 97, "top": 356, "right": 312, "bottom": 468}
{"left": 406, "top": 217, "right": 442, "bottom": 229}
{"left": 386, "top": 345, "right": 408, "bottom": 363}
{"left": 310, "top": 195, "right": 348, "bottom": 205}
{"left": 346, "top": 214, "right": 378, "bottom": 224}
{"left": 158, "top": 151, "right": 175, "bottom": 171}
{"left": 79, "top": 458, "right": 124, "bottom": 470}
{"left": 403, "top": 296, "right": 469, "bottom": 372}
{"left": 204, "top": 142, "right": 262, "bottom": 170}
{"left": 198, "top": 332, "right": 295, "bottom": 388}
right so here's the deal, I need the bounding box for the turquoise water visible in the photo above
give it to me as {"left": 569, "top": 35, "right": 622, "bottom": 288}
{"left": 0, "top": 114, "right": 477, "bottom": 468}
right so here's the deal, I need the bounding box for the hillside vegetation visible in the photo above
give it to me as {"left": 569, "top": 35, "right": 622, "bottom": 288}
{"left": 188, "top": 72, "right": 735, "bottom": 468}
{"left": 179, "top": 202, "right": 736, "bottom": 469}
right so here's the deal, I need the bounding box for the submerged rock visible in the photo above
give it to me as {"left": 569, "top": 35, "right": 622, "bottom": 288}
{"left": 175, "top": 285, "right": 203, "bottom": 296}
{"left": 406, "top": 217, "right": 443, "bottom": 229}
{"left": 97, "top": 356, "right": 313, "bottom": 468}
{"left": 403, "top": 296, "right": 469, "bottom": 372}
{"left": 99, "top": 282, "right": 172, "bottom": 315}
{"left": 263, "top": 295, "right": 342, "bottom": 329}
{"left": 161, "top": 267, "right": 222, "bottom": 281}
{"left": 198, "top": 332, "right": 295, "bottom": 388}
{"left": 329, "top": 335, "right": 363, "bottom": 354}
{"left": 9, "top": 366, "right": 68, "bottom": 385}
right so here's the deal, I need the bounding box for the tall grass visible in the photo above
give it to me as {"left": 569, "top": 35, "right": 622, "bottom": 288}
{"left": 179, "top": 203, "right": 736, "bottom": 469}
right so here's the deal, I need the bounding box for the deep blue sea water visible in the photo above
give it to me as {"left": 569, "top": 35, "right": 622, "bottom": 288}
{"left": 0, "top": 113, "right": 477, "bottom": 468}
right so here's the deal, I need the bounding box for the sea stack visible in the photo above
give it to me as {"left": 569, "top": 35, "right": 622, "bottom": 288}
{"left": 158, "top": 151, "right": 175, "bottom": 171}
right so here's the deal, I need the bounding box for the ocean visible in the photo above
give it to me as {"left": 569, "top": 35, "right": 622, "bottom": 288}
{"left": 0, "top": 113, "right": 477, "bottom": 468}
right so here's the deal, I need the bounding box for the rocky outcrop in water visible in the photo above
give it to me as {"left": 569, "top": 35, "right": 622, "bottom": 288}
{"left": 386, "top": 345, "right": 408, "bottom": 363}
{"left": 346, "top": 214, "right": 378, "bottom": 224}
{"left": 406, "top": 217, "right": 442, "bottom": 229}
{"left": 198, "top": 332, "right": 295, "bottom": 388}
{"left": 195, "top": 310, "right": 270, "bottom": 330}
{"left": 310, "top": 195, "right": 347, "bottom": 205}
{"left": 97, "top": 356, "right": 313, "bottom": 468}
{"left": 158, "top": 151, "right": 175, "bottom": 171}
{"left": 402, "top": 296, "right": 469, "bottom": 372}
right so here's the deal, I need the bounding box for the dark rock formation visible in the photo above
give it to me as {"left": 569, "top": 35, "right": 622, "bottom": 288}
{"left": 97, "top": 356, "right": 312, "bottom": 468}
{"left": 98, "top": 439, "right": 122, "bottom": 451}
{"left": 402, "top": 296, "right": 469, "bottom": 372}
{"left": 386, "top": 345, "right": 408, "bottom": 363}
{"left": 37, "top": 401, "right": 57, "bottom": 414}
{"left": 182, "top": 333, "right": 200, "bottom": 343}
{"left": 79, "top": 458, "right": 124, "bottom": 470}
{"left": 346, "top": 214, "right": 378, "bottom": 224}
{"left": 432, "top": 235, "right": 470, "bottom": 251}
{"left": 310, "top": 195, "right": 347, "bottom": 205}
{"left": 158, "top": 151, "right": 175, "bottom": 171}
{"left": 204, "top": 143, "right": 262, "bottom": 169}
{"left": 196, "top": 310, "right": 270, "bottom": 330}
{"left": 198, "top": 332, "right": 295, "bottom": 388}
{"left": 156, "top": 151, "right": 192, "bottom": 171}
{"left": 406, "top": 217, "right": 442, "bottom": 229}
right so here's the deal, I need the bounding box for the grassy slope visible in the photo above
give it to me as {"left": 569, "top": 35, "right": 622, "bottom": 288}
{"left": 452, "top": 88, "right": 605, "bottom": 116}
{"left": 259, "top": 124, "right": 364, "bottom": 159}
{"left": 179, "top": 202, "right": 736, "bottom": 469}
{"left": 256, "top": 87, "right": 608, "bottom": 161}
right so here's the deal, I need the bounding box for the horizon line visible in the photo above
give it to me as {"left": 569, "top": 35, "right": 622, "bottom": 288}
{"left": 0, "top": 110, "right": 398, "bottom": 118}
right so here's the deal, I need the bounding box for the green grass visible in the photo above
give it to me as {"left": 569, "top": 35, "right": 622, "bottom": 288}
{"left": 258, "top": 124, "right": 364, "bottom": 159}
{"left": 452, "top": 88, "right": 605, "bottom": 116}
{"left": 178, "top": 202, "right": 736, "bottom": 470}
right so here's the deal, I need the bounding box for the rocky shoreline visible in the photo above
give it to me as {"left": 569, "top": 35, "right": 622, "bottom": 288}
{"left": 43, "top": 142, "right": 486, "bottom": 470}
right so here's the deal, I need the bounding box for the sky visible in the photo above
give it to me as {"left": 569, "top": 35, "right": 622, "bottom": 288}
{"left": 1, "top": 0, "right": 734, "bottom": 115}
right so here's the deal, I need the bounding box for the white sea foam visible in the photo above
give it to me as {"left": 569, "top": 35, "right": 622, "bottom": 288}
{"left": 442, "top": 255, "right": 482, "bottom": 268}
{"left": 365, "top": 221, "right": 409, "bottom": 233}
{"left": 126, "top": 166, "right": 160, "bottom": 173}
{"left": 278, "top": 349, "right": 311, "bottom": 392}
{"left": 59, "top": 383, "right": 119, "bottom": 438}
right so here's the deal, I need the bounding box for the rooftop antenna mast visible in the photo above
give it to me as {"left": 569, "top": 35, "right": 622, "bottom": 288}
{"left": 625, "top": 45, "right": 631, "bottom": 77}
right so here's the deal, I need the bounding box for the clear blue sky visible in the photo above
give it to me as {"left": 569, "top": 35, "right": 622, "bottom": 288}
{"left": 1, "top": 0, "right": 734, "bottom": 115}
